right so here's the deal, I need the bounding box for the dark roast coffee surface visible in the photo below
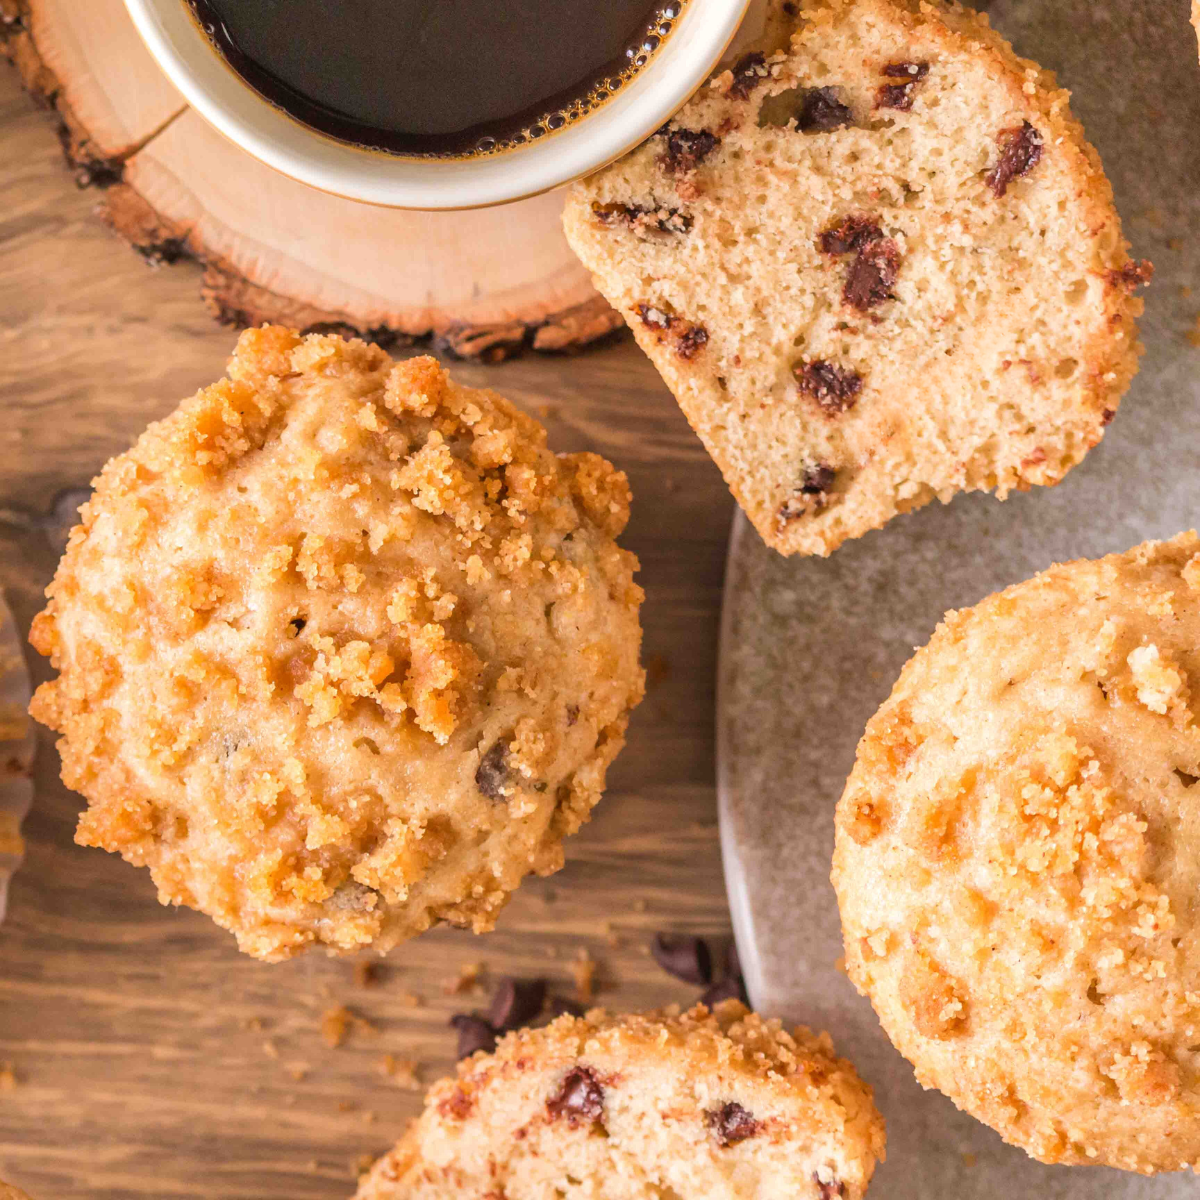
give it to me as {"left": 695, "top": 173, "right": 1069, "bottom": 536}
{"left": 185, "top": 0, "right": 686, "bottom": 157}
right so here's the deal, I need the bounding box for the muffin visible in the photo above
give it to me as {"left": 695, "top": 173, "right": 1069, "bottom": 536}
{"left": 833, "top": 532, "right": 1200, "bottom": 1172}
{"left": 564, "top": 0, "right": 1148, "bottom": 556}
{"left": 30, "top": 327, "right": 645, "bottom": 960}
{"left": 356, "top": 1000, "right": 885, "bottom": 1199}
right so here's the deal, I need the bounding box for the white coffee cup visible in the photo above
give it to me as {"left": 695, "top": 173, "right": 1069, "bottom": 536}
{"left": 123, "top": 0, "right": 753, "bottom": 210}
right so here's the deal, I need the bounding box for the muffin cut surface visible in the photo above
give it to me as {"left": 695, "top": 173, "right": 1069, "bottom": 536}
{"left": 30, "top": 327, "right": 645, "bottom": 960}
{"left": 833, "top": 532, "right": 1200, "bottom": 1172}
{"left": 565, "top": 0, "right": 1147, "bottom": 556}
{"left": 356, "top": 1001, "right": 885, "bottom": 1200}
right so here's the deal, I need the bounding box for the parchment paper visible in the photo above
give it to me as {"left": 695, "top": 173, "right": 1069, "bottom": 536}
{"left": 717, "top": 0, "right": 1200, "bottom": 1194}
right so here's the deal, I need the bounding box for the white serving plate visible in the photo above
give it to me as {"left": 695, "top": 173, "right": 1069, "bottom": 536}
{"left": 717, "top": 0, "right": 1200, "bottom": 1194}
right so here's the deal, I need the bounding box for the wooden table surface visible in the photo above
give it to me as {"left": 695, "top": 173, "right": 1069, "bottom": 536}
{"left": 0, "top": 64, "right": 737, "bottom": 1200}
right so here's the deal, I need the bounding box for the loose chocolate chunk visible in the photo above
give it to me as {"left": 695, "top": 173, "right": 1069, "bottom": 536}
{"left": 814, "top": 1175, "right": 847, "bottom": 1200}
{"left": 985, "top": 121, "right": 1044, "bottom": 197}
{"left": 651, "top": 933, "right": 713, "bottom": 985}
{"left": 729, "top": 51, "right": 768, "bottom": 100}
{"left": 1107, "top": 259, "right": 1154, "bottom": 290}
{"left": 818, "top": 214, "right": 883, "bottom": 256}
{"left": 706, "top": 1101, "right": 762, "bottom": 1146}
{"left": 591, "top": 201, "right": 693, "bottom": 235}
{"left": 475, "top": 740, "right": 513, "bottom": 801}
{"left": 488, "top": 977, "right": 547, "bottom": 1031}
{"left": 660, "top": 127, "right": 720, "bottom": 173}
{"left": 777, "top": 464, "right": 837, "bottom": 525}
{"left": 725, "top": 940, "right": 743, "bottom": 981}
{"left": 674, "top": 323, "right": 709, "bottom": 360}
{"left": 797, "top": 87, "right": 853, "bottom": 133}
{"left": 450, "top": 1013, "right": 498, "bottom": 1060}
{"left": 700, "top": 973, "right": 750, "bottom": 1008}
{"left": 844, "top": 237, "right": 901, "bottom": 311}
{"left": 547, "top": 1065, "right": 605, "bottom": 1125}
{"left": 796, "top": 360, "right": 864, "bottom": 415}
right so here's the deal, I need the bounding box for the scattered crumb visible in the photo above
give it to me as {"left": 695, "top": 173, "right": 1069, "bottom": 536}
{"left": 962, "top": 1152, "right": 977, "bottom": 1168}
{"left": 323, "top": 1006, "right": 351, "bottom": 1048}
{"left": 286, "top": 1062, "right": 311, "bottom": 1082}
{"left": 353, "top": 1153, "right": 378, "bottom": 1178}
{"left": 571, "top": 948, "right": 597, "bottom": 1002}
{"left": 602, "top": 921, "right": 622, "bottom": 948}
{"left": 0, "top": 1063, "right": 18, "bottom": 1090}
{"left": 363, "top": 1109, "right": 377, "bottom": 1125}
{"left": 1187, "top": 315, "right": 1200, "bottom": 349}
{"left": 337, "top": 1100, "right": 357, "bottom": 1113}
{"left": 443, "top": 961, "right": 484, "bottom": 995}
{"left": 397, "top": 991, "right": 424, "bottom": 1008}
{"left": 380, "top": 1053, "right": 423, "bottom": 1090}
{"left": 262, "top": 1039, "right": 280, "bottom": 1059}
{"left": 243, "top": 1016, "right": 266, "bottom": 1032}
{"left": 354, "top": 960, "right": 380, "bottom": 988}
{"left": 322, "top": 1005, "right": 378, "bottom": 1048}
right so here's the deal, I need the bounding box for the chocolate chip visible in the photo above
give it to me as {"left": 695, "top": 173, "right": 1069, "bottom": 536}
{"left": 814, "top": 1176, "right": 846, "bottom": 1200}
{"left": 729, "top": 51, "right": 768, "bottom": 100}
{"left": 634, "top": 304, "right": 709, "bottom": 360}
{"left": 796, "top": 361, "right": 864, "bottom": 415}
{"left": 476, "top": 740, "right": 514, "bottom": 802}
{"left": 875, "top": 82, "right": 917, "bottom": 110}
{"left": 818, "top": 214, "right": 883, "bottom": 256}
{"left": 986, "top": 121, "right": 1043, "bottom": 197}
{"left": 778, "top": 464, "right": 837, "bottom": 525}
{"left": 782, "top": 0, "right": 797, "bottom": 12}
{"left": 591, "top": 201, "right": 693, "bottom": 235}
{"left": 797, "top": 87, "right": 853, "bottom": 133}
{"left": 488, "top": 977, "right": 547, "bottom": 1032}
{"left": 706, "top": 1101, "right": 762, "bottom": 1146}
{"left": 547, "top": 1066, "right": 605, "bottom": 1125}
{"left": 566, "top": 704, "right": 580, "bottom": 726}
{"left": 1101, "top": 408, "right": 1116, "bottom": 426}
{"left": 660, "top": 128, "right": 719, "bottom": 173}
{"left": 700, "top": 974, "right": 750, "bottom": 1007}
{"left": 449, "top": 1013, "right": 497, "bottom": 1059}
{"left": 1107, "top": 259, "right": 1154, "bottom": 291}
{"left": 287, "top": 616, "right": 307, "bottom": 636}
{"left": 674, "top": 323, "right": 709, "bottom": 360}
{"left": 651, "top": 933, "right": 713, "bottom": 985}
{"left": 844, "top": 237, "right": 900, "bottom": 310}
{"left": 881, "top": 61, "right": 930, "bottom": 79}
{"left": 636, "top": 302, "right": 672, "bottom": 330}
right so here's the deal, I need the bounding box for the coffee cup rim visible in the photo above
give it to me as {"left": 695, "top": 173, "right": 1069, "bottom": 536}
{"left": 123, "top": 0, "right": 753, "bottom": 210}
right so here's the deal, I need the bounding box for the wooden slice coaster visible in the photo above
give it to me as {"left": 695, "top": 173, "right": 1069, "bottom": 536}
{"left": 0, "top": 0, "right": 622, "bottom": 358}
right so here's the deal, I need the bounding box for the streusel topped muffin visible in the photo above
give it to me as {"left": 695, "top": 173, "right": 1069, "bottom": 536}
{"left": 356, "top": 1000, "right": 885, "bottom": 1200}
{"left": 31, "top": 327, "right": 645, "bottom": 960}
{"left": 833, "top": 532, "right": 1200, "bottom": 1173}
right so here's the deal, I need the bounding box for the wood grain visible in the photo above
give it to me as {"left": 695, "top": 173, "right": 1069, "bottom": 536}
{"left": 0, "top": 64, "right": 736, "bottom": 1200}
{"left": 0, "top": 0, "right": 621, "bottom": 359}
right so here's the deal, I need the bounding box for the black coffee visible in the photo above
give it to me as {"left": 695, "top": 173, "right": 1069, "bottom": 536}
{"left": 185, "top": 0, "right": 687, "bottom": 158}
